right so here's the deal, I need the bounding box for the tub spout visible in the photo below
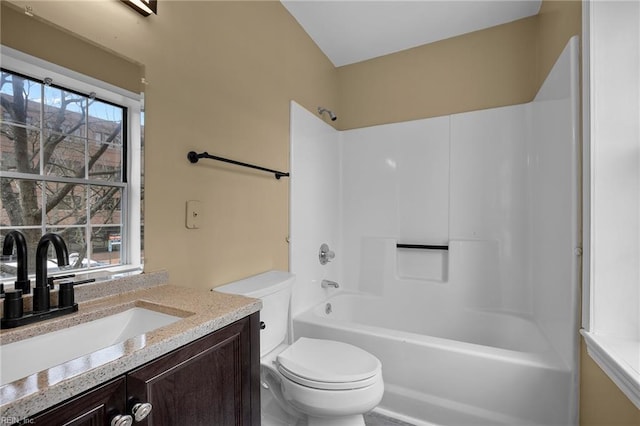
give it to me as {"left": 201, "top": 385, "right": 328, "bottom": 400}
{"left": 321, "top": 279, "right": 339, "bottom": 289}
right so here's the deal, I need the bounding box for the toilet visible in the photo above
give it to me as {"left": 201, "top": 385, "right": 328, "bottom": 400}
{"left": 216, "top": 271, "right": 384, "bottom": 426}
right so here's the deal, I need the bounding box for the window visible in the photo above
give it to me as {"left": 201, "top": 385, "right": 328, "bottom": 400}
{"left": 581, "top": 1, "right": 640, "bottom": 410}
{"left": 0, "top": 47, "right": 142, "bottom": 284}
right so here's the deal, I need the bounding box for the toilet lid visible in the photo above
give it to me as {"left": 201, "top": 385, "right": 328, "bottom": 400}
{"left": 276, "top": 338, "right": 381, "bottom": 390}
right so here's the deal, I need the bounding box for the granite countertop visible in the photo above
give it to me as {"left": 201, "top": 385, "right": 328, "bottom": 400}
{"left": 0, "top": 271, "right": 261, "bottom": 420}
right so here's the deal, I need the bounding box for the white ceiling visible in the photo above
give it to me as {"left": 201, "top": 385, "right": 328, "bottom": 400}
{"left": 281, "top": 0, "right": 542, "bottom": 67}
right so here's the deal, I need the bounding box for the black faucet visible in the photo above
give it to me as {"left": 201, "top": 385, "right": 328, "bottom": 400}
{"left": 1, "top": 232, "right": 78, "bottom": 329}
{"left": 33, "top": 233, "right": 69, "bottom": 313}
{"left": 2, "top": 230, "right": 31, "bottom": 294}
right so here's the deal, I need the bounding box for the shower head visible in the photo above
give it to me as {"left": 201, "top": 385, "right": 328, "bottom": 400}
{"left": 318, "top": 106, "right": 337, "bottom": 121}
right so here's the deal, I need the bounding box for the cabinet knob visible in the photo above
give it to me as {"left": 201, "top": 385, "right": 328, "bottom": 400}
{"left": 132, "top": 402, "right": 153, "bottom": 422}
{"left": 111, "top": 414, "right": 133, "bottom": 426}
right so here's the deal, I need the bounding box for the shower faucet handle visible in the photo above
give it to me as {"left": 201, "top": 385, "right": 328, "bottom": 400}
{"left": 319, "top": 243, "right": 335, "bottom": 265}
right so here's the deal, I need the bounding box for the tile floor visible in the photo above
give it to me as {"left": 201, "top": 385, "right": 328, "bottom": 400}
{"left": 364, "top": 412, "right": 416, "bottom": 426}
{"left": 262, "top": 410, "right": 414, "bottom": 426}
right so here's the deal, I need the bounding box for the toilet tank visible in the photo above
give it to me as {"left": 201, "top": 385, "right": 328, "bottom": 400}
{"left": 215, "top": 271, "right": 295, "bottom": 357}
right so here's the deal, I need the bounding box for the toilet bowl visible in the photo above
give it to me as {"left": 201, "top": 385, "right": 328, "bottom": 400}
{"left": 216, "top": 271, "right": 384, "bottom": 426}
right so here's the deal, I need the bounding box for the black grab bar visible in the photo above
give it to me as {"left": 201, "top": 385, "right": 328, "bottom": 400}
{"left": 187, "top": 151, "right": 290, "bottom": 180}
{"left": 397, "top": 243, "right": 449, "bottom": 251}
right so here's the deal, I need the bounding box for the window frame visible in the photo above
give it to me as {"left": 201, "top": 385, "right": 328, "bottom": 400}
{"left": 581, "top": 0, "right": 640, "bottom": 410}
{"left": 0, "top": 46, "right": 142, "bottom": 283}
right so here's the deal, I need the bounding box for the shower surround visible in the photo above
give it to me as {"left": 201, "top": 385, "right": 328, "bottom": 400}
{"left": 289, "top": 37, "right": 580, "bottom": 425}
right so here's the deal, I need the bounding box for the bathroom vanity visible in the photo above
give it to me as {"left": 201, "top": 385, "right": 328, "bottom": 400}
{"left": 29, "top": 314, "right": 259, "bottom": 425}
{"left": 0, "top": 272, "right": 261, "bottom": 425}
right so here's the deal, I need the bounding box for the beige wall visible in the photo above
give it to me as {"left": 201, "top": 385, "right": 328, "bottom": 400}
{"left": 336, "top": 16, "right": 539, "bottom": 130}
{"left": 536, "top": 0, "right": 582, "bottom": 90}
{"left": 1, "top": 4, "right": 143, "bottom": 93}
{"left": 581, "top": 341, "right": 640, "bottom": 424}
{"left": 2, "top": 0, "right": 638, "bottom": 423}
{"left": 2, "top": 0, "right": 338, "bottom": 288}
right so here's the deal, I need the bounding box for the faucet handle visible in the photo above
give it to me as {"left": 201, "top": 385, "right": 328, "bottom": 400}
{"left": 58, "top": 281, "right": 75, "bottom": 308}
{"left": 48, "top": 274, "right": 75, "bottom": 289}
{"left": 319, "top": 243, "right": 335, "bottom": 265}
{"left": 3, "top": 289, "right": 23, "bottom": 319}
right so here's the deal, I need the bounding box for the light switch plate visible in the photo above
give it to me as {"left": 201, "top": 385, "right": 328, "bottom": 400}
{"left": 186, "top": 200, "right": 201, "bottom": 229}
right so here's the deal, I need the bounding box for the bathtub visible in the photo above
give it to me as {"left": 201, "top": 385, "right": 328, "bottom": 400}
{"left": 293, "top": 293, "right": 574, "bottom": 426}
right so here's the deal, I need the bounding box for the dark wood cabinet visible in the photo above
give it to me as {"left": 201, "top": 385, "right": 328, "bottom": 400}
{"left": 127, "top": 312, "right": 259, "bottom": 425}
{"left": 28, "top": 377, "right": 127, "bottom": 426}
{"left": 24, "top": 313, "right": 260, "bottom": 426}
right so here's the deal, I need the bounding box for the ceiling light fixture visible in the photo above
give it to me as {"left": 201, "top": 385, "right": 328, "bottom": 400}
{"left": 122, "top": 0, "right": 157, "bottom": 16}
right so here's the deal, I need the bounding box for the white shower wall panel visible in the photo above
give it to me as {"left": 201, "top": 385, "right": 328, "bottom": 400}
{"left": 289, "top": 101, "right": 341, "bottom": 317}
{"left": 338, "top": 104, "right": 545, "bottom": 316}
{"left": 450, "top": 105, "right": 533, "bottom": 315}
{"left": 530, "top": 37, "right": 580, "bottom": 370}
{"left": 340, "top": 117, "right": 450, "bottom": 288}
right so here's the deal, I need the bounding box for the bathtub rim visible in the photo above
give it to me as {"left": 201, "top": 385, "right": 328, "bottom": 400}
{"left": 294, "top": 291, "right": 570, "bottom": 372}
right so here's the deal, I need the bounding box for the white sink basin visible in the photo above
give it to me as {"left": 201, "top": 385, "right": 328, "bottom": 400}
{"left": 0, "top": 307, "right": 182, "bottom": 386}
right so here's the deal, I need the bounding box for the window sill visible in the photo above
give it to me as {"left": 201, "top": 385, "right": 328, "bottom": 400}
{"left": 0, "top": 264, "right": 143, "bottom": 291}
{"left": 581, "top": 330, "right": 640, "bottom": 410}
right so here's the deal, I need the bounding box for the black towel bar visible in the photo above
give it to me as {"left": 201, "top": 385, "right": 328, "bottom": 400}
{"left": 397, "top": 243, "right": 449, "bottom": 251}
{"left": 187, "top": 151, "right": 290, "bottom": 179}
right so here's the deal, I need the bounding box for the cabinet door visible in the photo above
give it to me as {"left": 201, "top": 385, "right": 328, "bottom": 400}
{"left": 126, "top": 312, "right": 260, "bottom": 426}
{"left": 27, "top": 377, "right": 126, "bottom": 426}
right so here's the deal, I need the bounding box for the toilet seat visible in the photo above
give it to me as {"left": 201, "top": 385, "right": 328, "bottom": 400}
{"left": 276, "top": 338, "right": 382, "bottom": 391}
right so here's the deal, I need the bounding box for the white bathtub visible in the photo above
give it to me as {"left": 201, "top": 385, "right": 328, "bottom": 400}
{"left": 293, "top": 293, "right": 574, "bottom": 426}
